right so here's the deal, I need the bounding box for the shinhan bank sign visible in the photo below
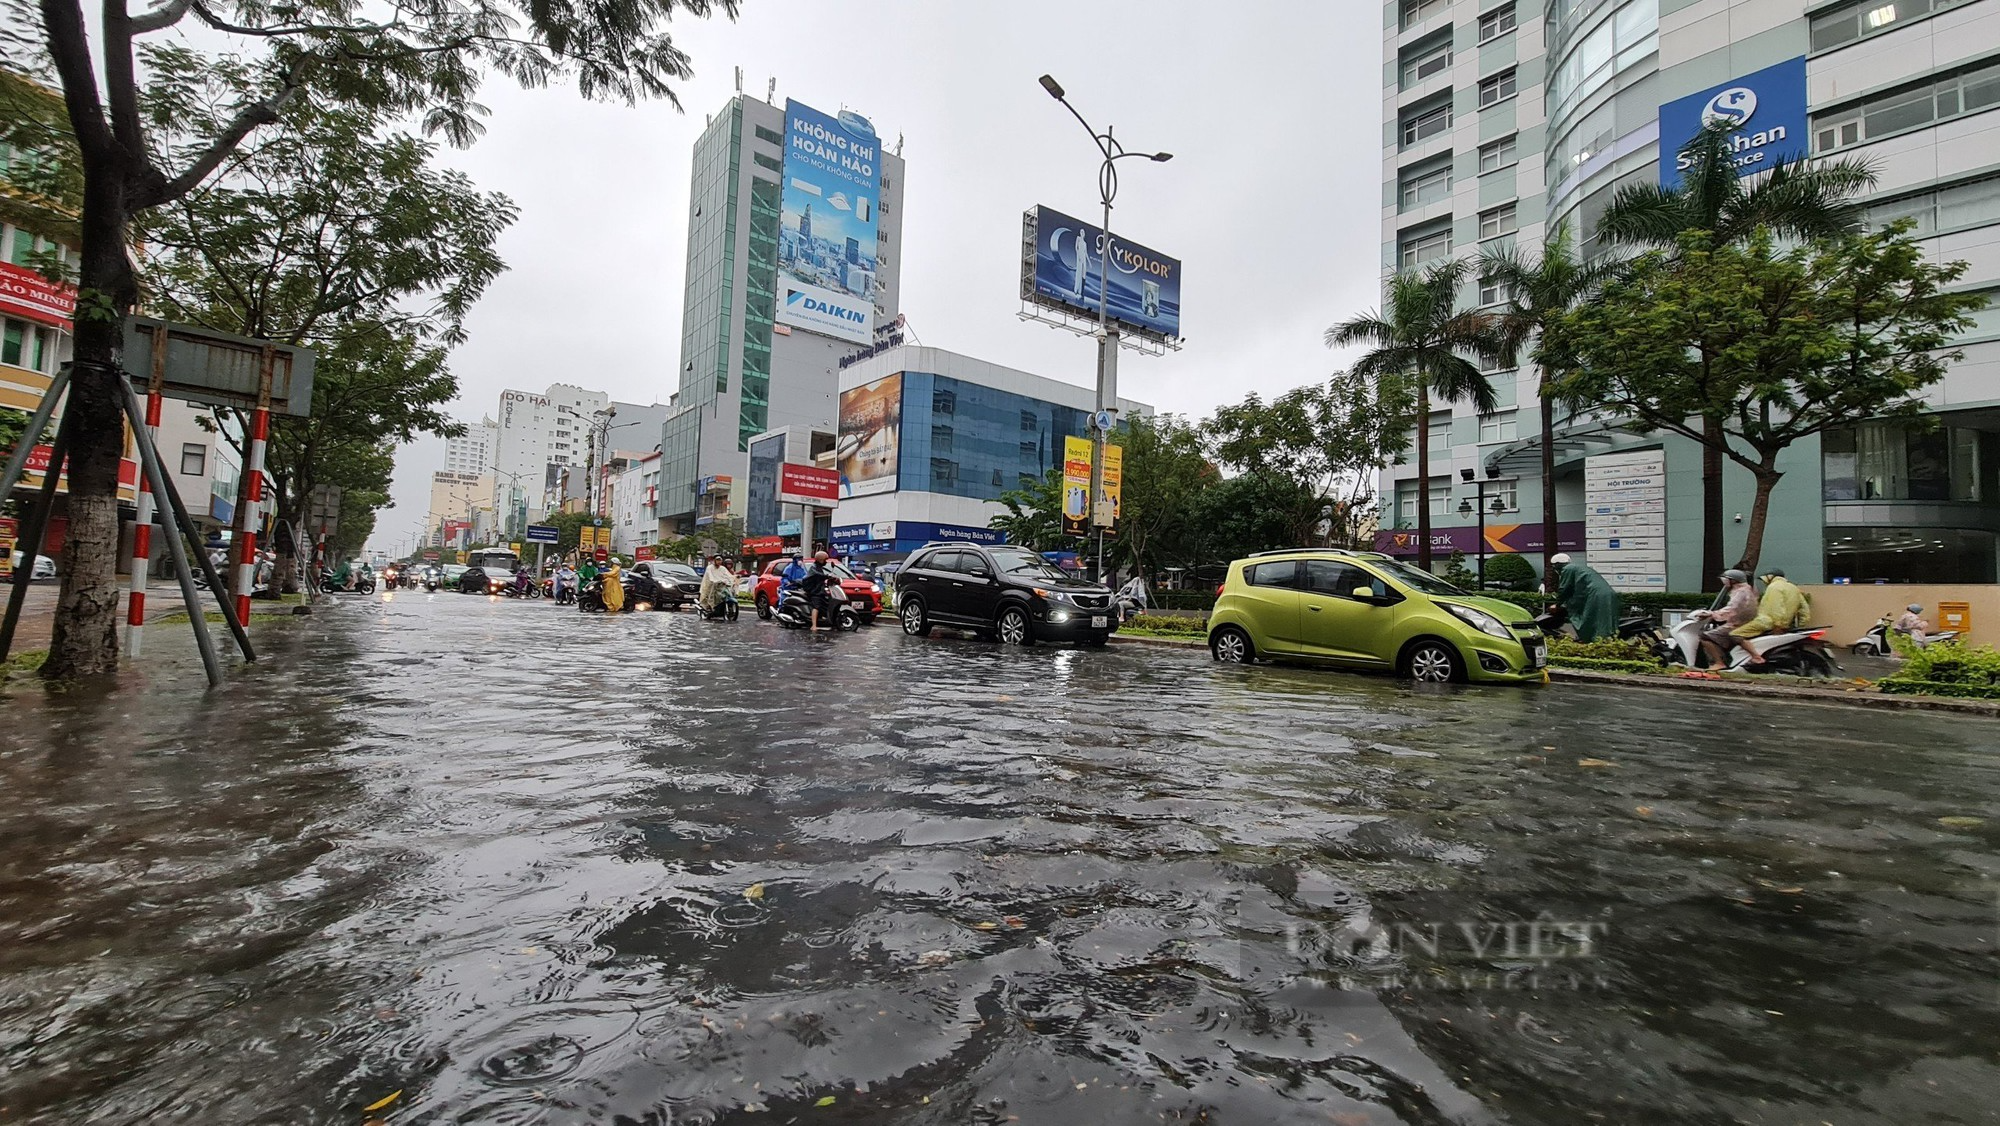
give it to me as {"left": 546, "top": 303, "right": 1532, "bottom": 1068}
{"left": 1658, "top": 56, "right": 1807, "bottom": 188}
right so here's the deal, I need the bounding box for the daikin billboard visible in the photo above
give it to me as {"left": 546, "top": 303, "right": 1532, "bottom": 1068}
{"left": 777, "top": 100, "right": 880, "bottom": 345}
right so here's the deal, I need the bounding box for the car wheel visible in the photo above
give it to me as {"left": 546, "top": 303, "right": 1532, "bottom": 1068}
{"left": 1210, "top": 626, "right": 1253, "bottom": 664}
{"left": 1084, "top": 636, "right": 1108, "bottom": 648}
{"left": 900, "top": 598, "right": 932, "bottom": 637}
{"left": 756, "top": 593, "right": 772, "bottom": 620}
{"left": 1403, "top": 639, "right": 1461, "bottom": 683}
{"left": 998, "top": 606, "right": 1034, "bottom": 646}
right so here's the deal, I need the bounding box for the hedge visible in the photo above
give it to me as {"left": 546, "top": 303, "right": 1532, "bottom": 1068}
{"left": 1153, "top": 590, "right": 1218, "bottom": 611}
{"left": 1482, "top": 590, "right": 1717, "bottom": 619}
{"left": 1123, "top": 614, "right": 1208, "bottom": 636}
{"left": 1878, "top": 640, "right": 2000, "bottom": 698}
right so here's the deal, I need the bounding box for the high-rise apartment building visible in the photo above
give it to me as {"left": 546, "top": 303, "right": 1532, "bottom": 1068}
{"left": 445, "top": 417, "right": 498, "bottom": 476}
{"left": 657, "top": 93, "right": 906, "bottom": 533}
{"left": 1378, "top": 0, "right": 2000, "bottom": 587}
{"left": 490, "top": 383, "right": 609, "bottom": 533}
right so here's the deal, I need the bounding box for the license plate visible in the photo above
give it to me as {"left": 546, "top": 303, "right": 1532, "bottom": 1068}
{"left": 1090, "top": 615, "right": 1107, "bottom": 628}
{"left": 1532, "top": 645, "right": 1547, "bottom": 669}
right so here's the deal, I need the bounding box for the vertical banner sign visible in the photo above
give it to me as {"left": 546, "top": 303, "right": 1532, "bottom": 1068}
{"left": 1096, "top": 443, "right": 1123, "bottom": 530}
{"left": 837, "top": 373, "right": 902, "bottom": 497}
{"left": 777, "top": 100, "right": 880, "bottom": 344}
{"left": 1062, "top": 436, "right": 1093, "bottom": 536}
{"left": 0, "top": 516, "right": 15, "bottom": 579}
{"left": 1584, "top": 450, "right": 1668, "bottom": 592}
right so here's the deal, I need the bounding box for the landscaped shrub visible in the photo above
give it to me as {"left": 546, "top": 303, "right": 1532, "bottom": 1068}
{"left": 1484, "top": 590, "right": 1715, "bottom": 621}
{"left": 1153, "top": 590, "right": 1217, "bottom": 612}
{"left": 1547, "top": 635, "right": 1659, "bottom": 662}
{"left": 1879, "top": 641, "right": 2000, "bottom": 699}
{"left": 1484, "top": 552, "right": 1537, "bottom": 591}
{"left": 1123, "top": 614, "right": 1208, "bottom": 636}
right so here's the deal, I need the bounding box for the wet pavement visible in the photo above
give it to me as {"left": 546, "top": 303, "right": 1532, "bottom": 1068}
{"left": 1, "top": 591, "right": 1996, "bottom": 1124}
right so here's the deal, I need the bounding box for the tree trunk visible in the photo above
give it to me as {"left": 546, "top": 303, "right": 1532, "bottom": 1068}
{"left": 1734, "top": 463, "right": 1783, "bottom": 577}
{"left": 1702, "top": 415, "right": 1725, "bottom": 585}
{"left": 41, "top": 170, "right": 138, "bottom": 681}
{"left": 1540, "top": 386, "right": 1558, "bottom": 591}
{"left": 1414, "top": 385, "right": 1433, "bottom": 572}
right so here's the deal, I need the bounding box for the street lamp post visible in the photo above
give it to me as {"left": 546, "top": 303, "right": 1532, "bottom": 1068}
{"left": 1038, "top": 74, "right": 1172, "bottom": 583}
{"left": 1457, "top": 466, "right": 1508, "bottom": 587}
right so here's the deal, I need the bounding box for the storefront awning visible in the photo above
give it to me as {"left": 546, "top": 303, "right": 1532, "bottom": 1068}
{"left": 1481, "top": 420, "right": 1625, "bottom": 478}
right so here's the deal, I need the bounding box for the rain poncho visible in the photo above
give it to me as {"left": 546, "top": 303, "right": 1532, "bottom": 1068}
{"left": 601, "top": 563, "right": 625, "bottom": 612}
{"left": 1554, "top": 560, "right": 1621, "bottom": 641}
{"left": 1732, "top": 576, "right": 1804, "bottom": 639}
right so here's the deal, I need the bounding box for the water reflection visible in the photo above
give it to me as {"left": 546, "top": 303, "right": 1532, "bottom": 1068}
{"left": 0, "top": 593, "right": 1994, "bottom": 1123}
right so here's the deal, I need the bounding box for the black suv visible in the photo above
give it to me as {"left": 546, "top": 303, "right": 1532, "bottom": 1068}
{"left": 894, "top": 543, "right": 1117, "bottom": 646}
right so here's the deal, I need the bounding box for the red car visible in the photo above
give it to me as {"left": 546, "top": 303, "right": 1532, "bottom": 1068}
{"left": 754, "top": 559, "right": 881, "bottom": 622}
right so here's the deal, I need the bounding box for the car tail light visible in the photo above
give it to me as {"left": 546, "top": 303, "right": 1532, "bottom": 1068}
{"left": 1215, "top": 583, "right": 1225, "bottom": 597}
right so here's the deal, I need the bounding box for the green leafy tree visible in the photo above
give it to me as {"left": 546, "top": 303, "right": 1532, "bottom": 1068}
{"left": 12, "top": 0, "right": 730, "bottom": 681}
{"left": 1107, "top": 413, "right": 1214, "bottom": 581}
{"left": 1597, "top": 120, "right": 1877, "bottom": 580}
{"left": 1327, "top": 257, "right": 1501, "bottom": 570}
{"left": 1479, "top": 221, "right": 1616, "bottom": 586}
{"left": 988, "top": 468, "right": 1069, "bottom": 553}
{"left": 1554, "top": 225, "right": 1981, "bottom": 574}
{"left": 1188, "top": 472, "right": 1320, "bottom": 564}
{"left": 1484, "top": 552, "right": 1537, "bottom": 591}
{"left": 138, "top": 54, "right": 516, "bottom": 594}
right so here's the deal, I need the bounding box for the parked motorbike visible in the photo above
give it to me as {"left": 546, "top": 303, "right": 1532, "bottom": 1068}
{"left": 1667, "top": 616, "right": 1840, "bottom": 676}
{"left": 1851, "top": 613, "right": 1959, "bottom": 657}
{"left": 774, "top": 583, "right": 859, "bottom": 631}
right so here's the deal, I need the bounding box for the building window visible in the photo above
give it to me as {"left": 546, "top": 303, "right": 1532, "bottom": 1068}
{"left": 931, "top": 424, "right": 954, "bottom": 454}
{"left": 991, "top": 468, "right": 1004, "bottom": 487}
{"left": 1400, "top": 39, "right": 1453, "bottom": 89}
{"left": 1478, "top": 273, "right": 1517, "bottom": 307}
{"left": 1815, "top": 57, "right": 2000, "bottom": 152}
{"left": 1478, "top": 3, "right": 1517, "bottom": 41}
{"left": 1478, "top": 134, "right": 1518, "bottom": 173}
{"left": 1399, "top": 161, "right": 1453, "bottom": 210}
{"left": 934, "top": 388, "right": 956, "bottom": 414}
{"left": 1401, "top": 0, "right": 1447, "bottom": 28}
{"left": 1400, "top": 223, "right": 1453, "bottom": 268}
{"left": 1395, "top": 477, "right": 1455, "bottom": 522}
{"left": 1478, "top": 68, "right": 1517, "bottom": 108}
{"left": 1020, "top": 409, "right": 1038, "bottom": 431}
{"left": 752, "top": 152, "right": 783, "bottom": 173}
{"left": 1811, "top": 0, "right": 1978, "bottom": 52}
{"left": 1427, "top": 410, "right": 1453, "bottom": 453}
{"left": 1401, "top": 100, "right": 1453, "bottom": 147}
{"left": 180, "top": 443, "right": 206, "bottom": 477}
{"left": 1479, "top": 410, "right": 1518, "bottom": 443}
{"left": 1547, "top": 1, "right": 1657, "bottom": 117}
{"left": 754, "top": 124, "right": 783, "bottom": 145}
{"left": 1866, "top": 173, "right": 2000, "bottom": 236}
{"left": 1019, "top": 440, "right": 1039, "bottom": 460}
{"left": 930, "top": 458, "right": 957, "bottom": 486}
{"left": 1479, "top": 202, "right": 1518, "bottom": 239}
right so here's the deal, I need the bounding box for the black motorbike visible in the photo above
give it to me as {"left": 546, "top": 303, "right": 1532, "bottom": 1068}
{"left": 697, "top": 588, "right": 741, "bottom": 621}
{"left": 497, "top": 574, "right": 541, "bottom": 599}
{"left": 774, "top": 584, "right": 858, "bottom": 631}
{"left": 578, "top": 571, "right": 667, "bottom": 613}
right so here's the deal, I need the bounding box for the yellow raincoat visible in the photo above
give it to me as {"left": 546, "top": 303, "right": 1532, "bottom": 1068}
{"left": 601, "top": 562, "right": 626, "bottom": 613}
{"left": 1731, "top": 575, "right": 1804, "bottom": 639}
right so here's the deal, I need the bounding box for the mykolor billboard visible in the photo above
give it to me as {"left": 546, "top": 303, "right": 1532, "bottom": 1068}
{"left": 778, "top": 100, "right": 880, "bottom": 345}
{"left": 1061, "top": 436, "right": 1092, "bottom": 536}
{"left": 837, "top": 373, "right": 902, "bottom": 498}
{"left": 1658, "top": 57, "right": 1806, "bottom": 188}
{"left": 1024, "top": 205, "right": 1181, "bottom": 342}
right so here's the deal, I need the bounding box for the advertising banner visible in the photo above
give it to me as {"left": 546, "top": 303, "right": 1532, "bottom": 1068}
{"left": 743, "top": 535, "right": 786, "bottom": 554}
{"left": 525, "top": 523, "right": 559, "bottom": 544}
{"left": 779, "top": 463, "right": 841, "bottom": 506}
{"left": 776, "top": 518, "right": 803, "bottom": 536}
{"left": 837, "top": 373, "right": 902, "bottom": 497}
{"left": 20, "top": 445, "right": 140, "bottom": 499}
{"left": 1659, "top": 56, "right": 1806, "bottom": 188}
{"left": 422, "top": 549, "right": 440, "bottom": 562}
{"left": 1062, "top": 436, "right": 1093, "bottom": 536}
{"left": 1585, "top": 450, "right": 1668, "bottom": 591}
{"left": 1024, "top": 205, "right": 1182, "bottom": 341}
{"left": 777, "top": 99, "right": 880, "bottom": 344}
{"left": 635, "top": 544, "right": 656, "bottom": 561}
{"left": 0, "top": 516, "right": 14, "bottom": 579}
{"left": 0, "top": 262, "right": 77, "bottom": 327}
{"left": 1097, "top": 443, "right": 1123, "bottom": 529}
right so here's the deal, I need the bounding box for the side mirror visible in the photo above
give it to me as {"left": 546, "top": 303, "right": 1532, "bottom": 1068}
{"left": 1352, "top": 586, "right": 1380, "bottom": 601}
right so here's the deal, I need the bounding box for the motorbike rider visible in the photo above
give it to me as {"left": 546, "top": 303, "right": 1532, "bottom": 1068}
{"left": 553, "top": 562, "right": 576, "bottom": 602}
{"left": 778, "top": 552, "right": 809, "bottom": 603}
{"left": 1117, "top": 572, "right": 1150, "bottom": 619}
{"left": 601, "top": 559, "right": 626, "bottom": 613}
{"left": 1690, "top": 569, "right": 1757, "bottom": 669}
{"left": 1728, "top": 567, "right": 1806, "bottom": 667}
{"left": 1894, "top": 603, "right": 1932, "bottom": 645}
{"left": 1549, "top": 553, "right": 1620, "bottom": 641}
{"left": 699, "top": 555, "right": 733, "bottom": 614}
{"left": 514, "top": 565, "right": 534, "bottom": 596}
{"left": 802, "top": 549, "right": 838, "bottom": 631}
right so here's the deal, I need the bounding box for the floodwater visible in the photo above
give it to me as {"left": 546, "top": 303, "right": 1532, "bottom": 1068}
{"left": 1, "top": 592, "right": 1996, "bottom": 1125}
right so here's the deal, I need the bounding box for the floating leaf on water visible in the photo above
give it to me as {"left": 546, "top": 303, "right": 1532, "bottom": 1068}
{"left": 1635, "top": 806, "right": 1653, "bottom": 816}
{"left": 1577, "top": 758, "right": 1615, "bottom": 768}
{"left": 362, "top": 1090, "right": 402, "bottom": 1112}
{"left": 1003, "top": 916, "right": 1025, "bottom": 928}
{"left": 815, "top": 1095, "right": 836, "bottom": 1107}
{"left": 1939, "top": 816, "right": 1985, "bottom": 828}
{"left": 974, "top": 921, "right": 1000, "bottom": 930}
{"left": 745, "top": 883, "right": 766, "bottom": 900}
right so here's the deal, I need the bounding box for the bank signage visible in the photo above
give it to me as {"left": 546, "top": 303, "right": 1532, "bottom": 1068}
{"left": 1658, "top": 56, "right": 1807, "bottom": 188}
{"left": 829, "top": 521, "right": 1006, "bottom": 548}
{"left": 777, "top": 99, "right": 880, "bottom": 345}
{"left": 1374, "top": 521, "right": 1585, "bottom": 557}
{"left": 0, "top": 262, "right": 76, "bottom": 327}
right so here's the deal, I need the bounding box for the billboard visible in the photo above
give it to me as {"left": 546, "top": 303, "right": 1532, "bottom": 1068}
{"left": 1098, "top": 443, "right": 1123, "bottom": 529}
{"left": 1061, "top": 436, "right": 1092, "bottom": 536}
{"left": 777, "top": 100, "right": 880, "bottom": 344}
{"left": 837, "top": 373, "right": 902, "bottom": 498}
{"left": 779, "top": 463, "right": 840, "bottom": 506}
{"left": 1023, "top": 205, "right": 1181, "bottom": 342}
{"left": 1658, "top": 57, "right": 1807, "bottom": 188}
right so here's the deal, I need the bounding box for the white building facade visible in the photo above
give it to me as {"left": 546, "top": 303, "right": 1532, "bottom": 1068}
{"left": 490, "top": 382, "right": 608, "bottom": 534}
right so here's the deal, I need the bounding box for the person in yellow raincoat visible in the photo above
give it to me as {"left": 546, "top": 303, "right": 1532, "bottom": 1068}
{"left": 601, "top": 559, "right": 626, "bottom": 613}
{"left": 1729, "top": 567, "right": 1804, "bottom": 666}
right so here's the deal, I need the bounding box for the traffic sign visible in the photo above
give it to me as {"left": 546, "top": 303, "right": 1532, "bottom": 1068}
{"left": 423, "top": 549, "right": 439, "bottom": 561}
{"left": 526, "top": 523, "right": 558, "bottom": 544}
{"left": 594, "top": 547, "right": 609, "bottom": 564}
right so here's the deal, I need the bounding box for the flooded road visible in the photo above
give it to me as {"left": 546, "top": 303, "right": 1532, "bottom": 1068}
{"left": 1, "top": 592, "right": 1996, "bottom": 1124}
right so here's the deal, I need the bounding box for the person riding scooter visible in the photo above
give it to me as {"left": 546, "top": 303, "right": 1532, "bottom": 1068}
{"left": 513, "top": 566, "right": 535, "bottom": 597}
{"left": 1689, "top": 569, "right": 1757, "bottom": 670}
{"left": 1728, "top": 568, "right": 1806, "bottom": 667}
{"left": 1894, "top": 604, "right": 1932, "bottom": 646}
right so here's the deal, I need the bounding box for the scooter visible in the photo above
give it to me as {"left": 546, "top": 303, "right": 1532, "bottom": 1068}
{"left": 697, "top": 588, "right": 741, "bottom": 621}
{"left": 1851, "top": 613, "right": 1959, "bottom": 657}
{"left": 774, "top": 584, "right": 859, "bottom": 631}
{"left": 498, "top": 574, "right": 541, "bottom": 599}
{"left": 1668, "top": 616, "right": 1840, "bottom": 676}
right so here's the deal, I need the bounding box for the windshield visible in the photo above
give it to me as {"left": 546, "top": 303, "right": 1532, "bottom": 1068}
{"left": 661, "top": 564, "right": 699, "bottom": 580}
{"left": 987, "top": 547, "right": 1073, "bottom": 582}
{"left": 1373, "top": 557, "right": 1471, "bottom": 597}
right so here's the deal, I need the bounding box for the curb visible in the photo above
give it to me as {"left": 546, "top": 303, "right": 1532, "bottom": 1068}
{"left": 1111, "top": 631, "right": 1998, "bottom": 716}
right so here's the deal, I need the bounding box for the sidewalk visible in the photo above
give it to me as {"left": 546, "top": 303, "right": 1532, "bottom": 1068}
{"left": 4, "top": 578, "right": 273, "bottom": 652}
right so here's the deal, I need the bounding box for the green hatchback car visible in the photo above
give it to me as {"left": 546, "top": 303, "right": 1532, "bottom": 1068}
{"left": 1207, "top": 549, "right": 1547, "bottom": 683}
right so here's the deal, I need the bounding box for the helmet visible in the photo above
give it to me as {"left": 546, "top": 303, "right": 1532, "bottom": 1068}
{"left": 1762, "top": 567, "right": 1786, "bottom": 579}
{"left": 1721, "top": 568, "right": 1747, "bottom": 583}
{"left": 1550, "top": 552, "right": 1571, "bottom": 565}
{"left": 1908, "top": 604, "right": 1924, "bottom": 614}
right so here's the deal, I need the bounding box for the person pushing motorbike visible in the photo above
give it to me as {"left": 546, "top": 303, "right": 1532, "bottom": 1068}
{"left": 802, "top": 550, "right": 838, "bottom": 632}
{"left": 1548, "top": 553, "right": 1620, "bottom": 642}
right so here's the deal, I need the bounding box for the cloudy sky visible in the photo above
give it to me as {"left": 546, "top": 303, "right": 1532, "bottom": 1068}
{"left": 368, "top": 1, "right": 1383, "bottom": 553}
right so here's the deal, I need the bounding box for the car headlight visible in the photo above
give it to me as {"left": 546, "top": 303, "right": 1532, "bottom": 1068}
{"left": 1445, "top": 603, "right": 1511, "bottom": 639}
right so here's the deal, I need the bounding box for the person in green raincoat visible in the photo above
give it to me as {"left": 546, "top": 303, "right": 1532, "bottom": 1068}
{"left": 1550, "top": 552, "right": 1620, "bottom": 641}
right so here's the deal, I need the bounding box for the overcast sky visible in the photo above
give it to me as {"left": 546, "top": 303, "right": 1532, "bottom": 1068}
{"left": 367, "top": 1, "right": 1383, "bottom": 553}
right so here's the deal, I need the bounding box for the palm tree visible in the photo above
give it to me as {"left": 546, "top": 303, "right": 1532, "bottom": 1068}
{"left": 1481, "top": 221, "right": 1616, "bottom": 589}
{"left": 1596, "top": 120, "right": 1877, "bottom": 580}
{"left": 1328, "top": 257, "right": 1501, "bottom": 572}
